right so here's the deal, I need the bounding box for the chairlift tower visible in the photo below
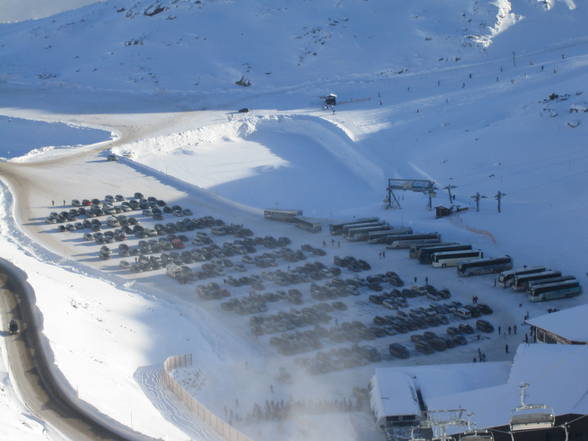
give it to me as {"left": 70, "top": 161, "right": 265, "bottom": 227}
{"left": 471, "top": 192, "right": 487, "bottom": 212}
{"left": 495, "top": 191, "right": 507, "bottom": 213}
{"left": 443, "top": 185, "right": 457, "bottom": 203}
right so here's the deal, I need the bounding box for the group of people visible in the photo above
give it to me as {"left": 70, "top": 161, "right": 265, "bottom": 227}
{"left": 226, "top": 396, "right": 362, "bottom": 424}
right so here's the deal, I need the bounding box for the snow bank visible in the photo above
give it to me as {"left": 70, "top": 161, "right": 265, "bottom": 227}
{"left": 113, "top": 114, "right": 383, "bottom": 217}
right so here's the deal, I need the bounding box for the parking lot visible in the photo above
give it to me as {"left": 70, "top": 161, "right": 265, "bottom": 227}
{"left": 43, "top": 192, "right": 507, "bottom": 376}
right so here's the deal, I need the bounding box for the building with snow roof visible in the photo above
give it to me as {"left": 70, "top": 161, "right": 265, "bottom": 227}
{"left": 370, "top": 345, "right": 588, "bottom": 440}
{"left": 369, "top": 362, "right": 511, "bottom": 432}
{"left": 526, "top": 305, "right": 588, "bottom": 344}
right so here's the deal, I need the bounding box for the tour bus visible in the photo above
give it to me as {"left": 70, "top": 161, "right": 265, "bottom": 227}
{"left": 387, "top": 233, "right": 441, "bottom": 249}
{"left": 346, "top": 225, "right": 391, "bottom": 241}
{"left": 512, "top": 270, "right": 562, "bottom": 292}
{"left": 527, "top": 275, "right": 576, "bottom": 291}
{"left": 457, "top": 256, "right": 513, "bottom": 277}
{"left": 389, "top": 237, "right": 441, "bottom": 249}
{"left": 294, "top": 217, "right": 322, "bottom": 233}
{"left": 409, "top": 242, "right": 458, "bottom": 259}
{"left": 497, "top": 266, "right": 546, "bottom": 288}
{"left": 367, "top": 228, "right": 414, "bottom": 243}
{"left": 329, "top": 218, "right": 379, "bottom": 235}
{"left": 418, "top": 244, "right": 472, "bottom": 264}
{"left": 341, "top": 221, "right": 386, "bottom": 236}
{"left": 529, "top": 279, "right": 581, "bottom": 302}
{"left": 263, "top": 209, "right": 302, "bottom": 222}
{"left": 431, "top": 250, "right": 483, "bottom": 268}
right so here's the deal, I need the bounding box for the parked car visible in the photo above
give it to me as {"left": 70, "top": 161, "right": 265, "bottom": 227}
{"left": 476, "top": 319, "right": 494, "bottom": 333}
{"left": 389, "top": 343, "right": 410, "bottom": 359}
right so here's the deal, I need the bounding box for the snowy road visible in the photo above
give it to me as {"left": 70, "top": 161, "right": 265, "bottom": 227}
{"left": 0, "top": 258, "right": 148, "bottom": 441}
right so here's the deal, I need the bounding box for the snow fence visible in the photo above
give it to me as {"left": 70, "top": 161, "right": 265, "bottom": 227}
{"left": 162, "top": 354, "right": 254, "bottom": 441}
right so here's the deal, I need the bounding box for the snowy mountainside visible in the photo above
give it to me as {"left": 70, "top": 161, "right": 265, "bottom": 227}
{"left": 0, "top": 0, "right": 584, "bottom": 94}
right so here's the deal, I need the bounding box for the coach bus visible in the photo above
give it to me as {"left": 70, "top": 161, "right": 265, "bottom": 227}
{"left": 329, "top": 217, "right": 379, "bottom": 235}
{"left": 527, "top": 275, "right": 576, "bottom": 291}
{"left": 457, "top": 256, "right": 513, "bottom": 277}
{"left": 529, "top": 279, "right": 581, "bottom": 302}
{"left": 418, "top": 244, "right": 472, "bottom": 264}
{"left": 431, "top": 249, "right": 483, "bottom": 268}
{"left": 341, "top": 221, "right": 386, "bottom": 236}
{"left": 512, "top": 270, "right": 562, "bottom": 292}
{"left": 497, "top": 266, "right": 546, "bottom": 288}
{"left": 387, "top": 233, "right": 441, "bottom": 249}
{"left": 263, "top": 209, "right": 302, "bottom": 222}
{"left": 368, "top": 228, "right": 414, "bottom": 243}
{"left": 409, "top": 242, "right": 458, "bottom": 259}
{"left": 347, "top": 225, "right": 391, "bottom": 241}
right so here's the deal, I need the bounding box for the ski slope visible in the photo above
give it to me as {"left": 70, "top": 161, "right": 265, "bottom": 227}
{"left": 0, "top": 1, "right": 588, "bottom": 440}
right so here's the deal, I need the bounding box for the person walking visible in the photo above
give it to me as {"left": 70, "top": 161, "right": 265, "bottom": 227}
{"left": 508, "top": 326, "right": 512, "bottom": 335}
{"left": 51, "top": 200, "right": 54, "bottom": 206}
{"left": 513, "top": 324, "right": 517, "bottom": 335}
{"left": 498, "top": 325, "right": 501, "bottom": 335}
{"left": 505, "top": 344, "right": 509, "bottom": 354}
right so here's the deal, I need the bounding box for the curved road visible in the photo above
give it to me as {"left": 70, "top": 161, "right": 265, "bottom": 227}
{"left": 0, "top": 258, "right": 161, "bottom": 441}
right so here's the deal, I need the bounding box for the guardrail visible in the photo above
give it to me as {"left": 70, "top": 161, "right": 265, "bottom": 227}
{"left": 162, "top": 354, "right": 253, "bottom": 441}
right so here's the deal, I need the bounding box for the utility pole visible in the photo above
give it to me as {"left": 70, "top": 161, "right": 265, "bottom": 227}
{"left": 495, "top": 191, "right": 506, "bottom": 213}
{"left": 470, "top": 192, "right": 487, "bottom": 212}
{"left": 443, "top": 185, "right": 457, "bottom": 203}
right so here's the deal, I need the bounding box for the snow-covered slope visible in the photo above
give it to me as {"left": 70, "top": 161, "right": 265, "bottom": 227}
{"left": 0, "top": 0, "right": 105, "bottom": 23}
{"left": 0, "top": 0, "right": 584, "bottom": 94}
{"left": 1, "top": 1, "right": 588, "bottom": 440}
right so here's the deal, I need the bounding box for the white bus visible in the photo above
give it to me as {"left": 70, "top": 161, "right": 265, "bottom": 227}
{"left": 409, "top": 242, "right": 458, "bottom": 259}
{"left": 418, "top": 244, "right": 471, "bottom": 264}
{"left": 431, "top": 250, "right": 483, "bottom": 268}
{"left": 527, "top": 275, "right": 576, "bottom": 291}
{"left": 512, "top": 270, "right": 562, "bottom": 292}
{"left": 388, "top": 237, "right": 441, "bottom": 249}
{"left": 346, "top": 224, "right": 391, "bottom": 241}
{"left": 264, "top": 209, "right": 302, "bottom": 222}
{"left": 329, "top": 218, "right": 379, "bottom": 235}
{"left": 385, "top": 233, "right": 441, "bottom": 248}
{"left": 341, "top": 221, "right": 386, "bottom": 236}
{"left": 457, "top": 256, "right": 513, "bottom": 277}
{"left": 529, "top": 279, "right": 581, "bottom": 302}
{"left": 497, "top": 266, "right": 546, "bottom": 288}
{"left": 367, "top": 228, "right": 414, "bottom": 243}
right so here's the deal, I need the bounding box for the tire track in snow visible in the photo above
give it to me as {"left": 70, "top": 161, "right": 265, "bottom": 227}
{"left": 134, "top": 365, "right": 222, "bottom": 441}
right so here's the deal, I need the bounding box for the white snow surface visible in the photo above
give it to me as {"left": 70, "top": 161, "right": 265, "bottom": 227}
{"left": 0, "top": 1, "right": 588, "bottom": 440}
{"left": 0, "top": 115, "right": 110, "bottom": 160}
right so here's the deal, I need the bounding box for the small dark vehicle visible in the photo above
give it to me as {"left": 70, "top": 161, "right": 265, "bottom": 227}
{"left": 9, "top": 319, "right": 18, "bottom": 335}
{"left": 476, "top": 319, "right": 494, "bottom": 333}
{"left": 389, "top": 343, "right": 410, "bottom": 359}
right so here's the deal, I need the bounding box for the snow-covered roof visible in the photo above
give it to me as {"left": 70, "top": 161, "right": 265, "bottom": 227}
{"left": 370, "top": 370, "right": 421, "bottom": 419}
{"left": 427, "top": 344, "right": 588, "bottom": 433}
{"left": 527, "top": 304, "right": 588, "bottom": 342}
{"left": 370, "top": 362, "right": 510, "bottom": 420}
